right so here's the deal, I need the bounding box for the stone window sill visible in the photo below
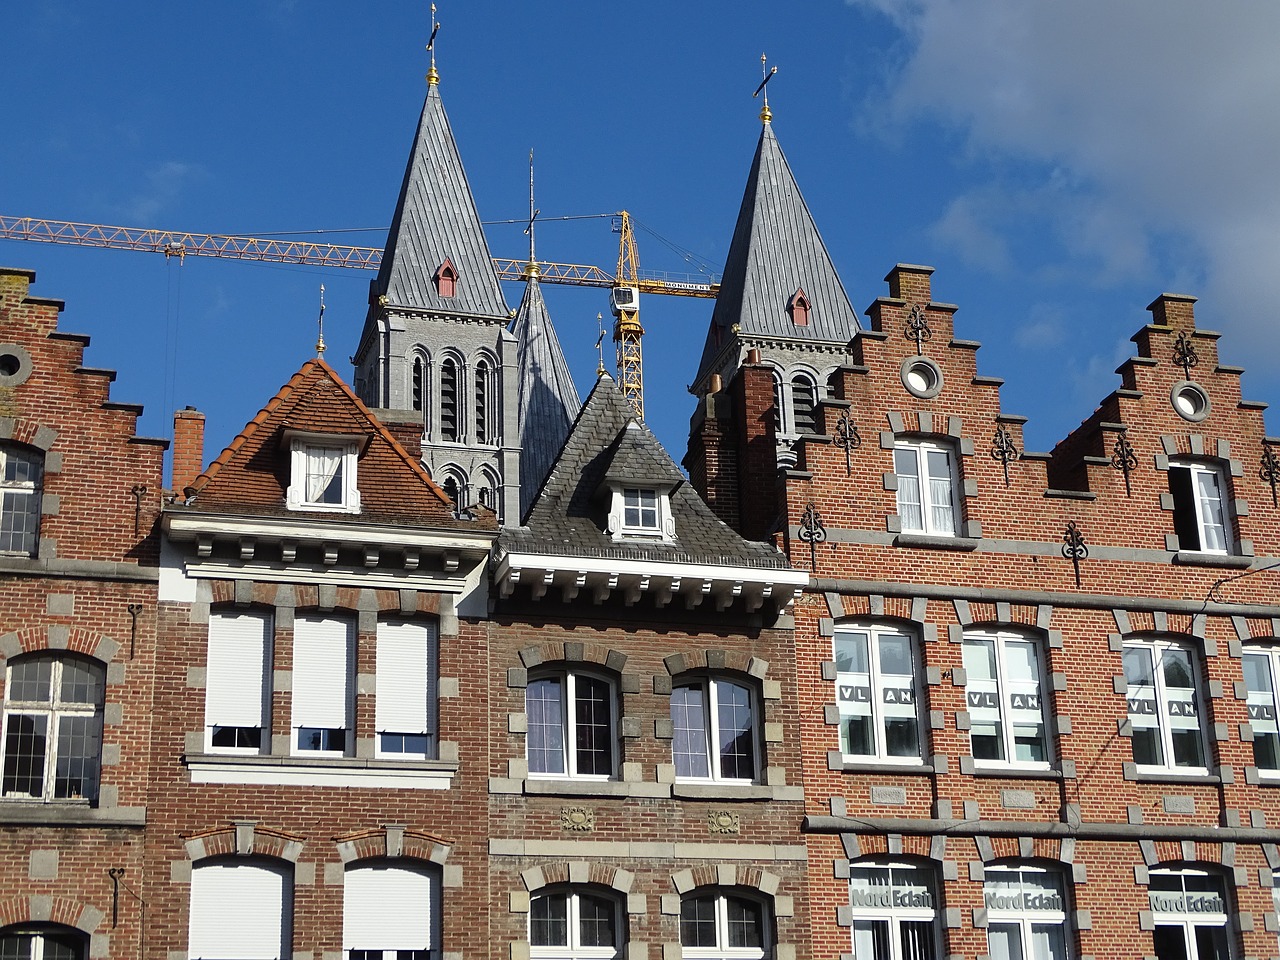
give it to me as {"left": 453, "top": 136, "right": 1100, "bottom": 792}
{"left": 1172, "top": 551, "right": 1253, "bottom": 569}
{"left": 837, "top": 760, "right": 935, "bottom": 777}
{"left": 1123, "top": 764, "right": 1221, "bottom": 786}
{"left": 967, "top": 763, "right": 1062, "bottom": 781}
{"left": 893, "top": 533, "right": 980, "bottom": 552}
{"left": 0, "top": 799, "right": 146, "bottom": 827}
{"left": 184, "top": 752, "right": 457, "bottom": 789}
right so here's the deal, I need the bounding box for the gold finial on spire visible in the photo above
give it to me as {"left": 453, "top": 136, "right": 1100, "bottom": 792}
{"left": 523, "top": 148, "right": 541, "bottom": 279}
{"left": 753, "top": 52, "right": 777, "bottom": 124}
{"left": 316, "top": 284, "right": 327, "bottom": 357}
{"left": 595, "top": 315, "right": 606, "bottom": 377}
{"left": 426, "top": 3, "right": 441, "bottom": 85}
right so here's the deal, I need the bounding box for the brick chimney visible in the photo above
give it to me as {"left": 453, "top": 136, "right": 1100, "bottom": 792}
{"left": 734, "top": 351, "right": 784, "bottom": 541}
{"left": 685, "top": 373, "right": 741, "bottom": 531}
{"left": 172, "top": 407, "right": 205, "bottom": 494}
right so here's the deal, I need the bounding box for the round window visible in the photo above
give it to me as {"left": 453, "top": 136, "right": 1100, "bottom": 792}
{"left": 0, "top": 344, "right": 32, "bottom": 387}
{"left": 1170, "top": 381, "right": 1210, "bottom": 422}
{"left": 900, "top": 356, "right": 943, "bottom": 399}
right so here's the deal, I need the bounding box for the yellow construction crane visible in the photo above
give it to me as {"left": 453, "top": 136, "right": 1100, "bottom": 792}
{"left": 0, "top": 213, "right": 718, "bottom": 413}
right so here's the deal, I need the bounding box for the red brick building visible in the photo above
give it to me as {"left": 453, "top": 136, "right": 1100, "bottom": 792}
{"left": 686, "top": 104, "right": 1280, "bottom": 960}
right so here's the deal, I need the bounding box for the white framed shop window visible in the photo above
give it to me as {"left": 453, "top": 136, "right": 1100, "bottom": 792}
{"left": 1147, "top": 867, "right": 1231, "bottom": 960}
{"left": 847, "top": 859, "right": 941, "bottom": 959}
{"left": 982, "top": 864, "right": 1070, "bottom": 960}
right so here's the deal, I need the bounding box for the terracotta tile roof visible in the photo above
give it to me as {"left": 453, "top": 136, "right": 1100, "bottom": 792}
{"left": 185, "top": 358, "right": 490, "bottom": 529}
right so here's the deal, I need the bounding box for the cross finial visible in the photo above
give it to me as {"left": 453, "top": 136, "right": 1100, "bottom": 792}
{"left": 316, "top": 284, "right": 327, "bottom": 357}
{"left": 524, "top": 148, "right": 540, "bottom": 279}
{"left": 426, "top": 3, "right": 441, "bottom": 86}
{"left": 595, "top": 314, "right": 606, "bottom": 377}
{"left": 753, "top": 53, "right": 777, "bottom": 124}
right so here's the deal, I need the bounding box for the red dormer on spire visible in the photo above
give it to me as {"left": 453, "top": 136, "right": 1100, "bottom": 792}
{"left": 788, "top": 287, "right": 811, "bottom": 327}
{"left": 434, "top": 258, "right": 459, "bottom": 298}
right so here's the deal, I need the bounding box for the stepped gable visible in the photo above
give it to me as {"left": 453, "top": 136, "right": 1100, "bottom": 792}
{"left": 694, "top": 120, "right": 860, "bottom": 387}
{"left": 510, "top": 276, "right": 580, "bottom": 521}
{"left": 372, "top": 80, "right": 509, "bottom": 320}
{"left": 504, "top": 372, "right": 787, "bottom": 569}
{"left": 182, "top": 357, "right": 483, "bottom": 529}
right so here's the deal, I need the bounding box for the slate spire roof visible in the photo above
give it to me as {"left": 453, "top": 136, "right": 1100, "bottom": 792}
{"left": 372, "top": 81, "right": 509, "bottom": 320}
{"left": 502, "top": 372, "right": 787, "bottom": 569}
{"left": 694, "top": 121, "right": 860, "bottom": 384}
{"left": 510, "top": 276, "right": 581, "bottom": 521}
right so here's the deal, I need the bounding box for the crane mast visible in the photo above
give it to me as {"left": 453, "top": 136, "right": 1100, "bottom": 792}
{"left": 609, "top": 211, "right": 645, "bottom": 418}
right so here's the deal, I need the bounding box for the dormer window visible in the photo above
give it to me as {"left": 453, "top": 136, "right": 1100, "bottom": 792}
{"left": 606, "top": 484, "right": 675, "bottom": 542}
{"left": 434, "top": 258, "right": 458, "bottom": 298}
{"left": 285, "top": 431, "right": 362, "bottom": 513}
{"left": 788, "top": 287, "right": 811, "bottom": 327}
{"left": 623, "top": 488, "right": 659, "bottom": 531}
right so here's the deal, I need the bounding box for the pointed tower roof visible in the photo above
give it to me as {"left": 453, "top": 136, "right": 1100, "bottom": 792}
{"left": 694, "top": 122, "right": 860, "bottom": 384}
{"left": 510, "top": 276, "right": 581, "bottom": 521}
{"left": 373, "top": 82, "right": 509, "bottom": 319}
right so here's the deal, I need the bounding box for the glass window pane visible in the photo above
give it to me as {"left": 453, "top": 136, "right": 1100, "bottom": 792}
{"left": 835, "top": 633, "right": 870, "bottom": 674}
{"left": 526, "top": 678, "right": 565, "bottom": 775}
{"left": 986, "top": 923, "right": 1024, "bottom": 960}
{"left": 8, "top": 658, "right": 52, "bottom": 703}
{"left": 577, "top": 895, "right": 616, "bottom": 948}
{"left": 679, "top": 897, "right": 717, "bottom": 948}
{"left": 53, "top": 715, "right": 101, "bottom": 800}
{"left": 1030, "top": 924, "right": 1068, "bottom": 960}
{"left": 59, "top": 660, "right": 103, "bottom": 706}
{"left": 725, "top": 898, "right": 763, "bottom": 949}
{"left": 671, "top": 686, "right": 710, "bottom": 779}
{"left": 573, "top": 676, "right": 613, "bottom": 776}
{"left": 715, "top": 682, "right": 755, "bottom": 780}
{"left": 530, "top": 894, "right": 568, "bottom": 947}
{"left": 878, "top": 634, "right": 913, "bottom": 677}
{"left": 1124, "top": 647, "right": 1155, "bottom": 686}
{"left": 1162, "top": 648, "right": 1195, "bottom": 689}
{"left": 900, "top": 920, "right": 937, "bottom": 960}
{"left": 2, "top": 714, "right": 48, "bottom": 798}
{"left": 851, "top": 919, "right": 889, "bottom": 960}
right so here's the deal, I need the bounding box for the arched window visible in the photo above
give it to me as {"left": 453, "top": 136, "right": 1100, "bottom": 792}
{"left": 962, "top": 628, "right": 1051, "bottom": 768}
{"left": 411, "top": 356, "right": 424, "bottom": 413}
{"left": 1243, "top": 642, "right": 1280, "bottom": 774}
{"left": 0, "top": 925, "right": 87, "bottom": 960}
{"left": 189, "top": 857, "right": 292, "bottom": 960}
{"left": 530, "top": 888, "right": 623, "bottom": 960}
{"left": 790, "top": 374, "right": 818, "bottom": 434}
{"left": 1123, "top": 637, "right": 1208, "bottom": 772}
{"left": 834, "top": 623, "right": 924, "bottom": 763}
{"left": 476, "top": 468, "right": 500, "bottom": 519}
{"left": 671, "top": 676, "right": 759, "bottom": 783}
{"left": 1, "top": 653, "right": 104, "bottom": 802}
{"left": 0, "top": 442, "right": 42, "bottom": 556}
{"left": 770, "top": 372, "right": 783, "bottom": 434}
{"left": 1147, "top": 865, "right": 1231, "bottom": 959}
{"left": 527, "top": 669, "right": 617, "bottom": 779}
{"left": 343, "top": 859, "right": 440, "bottom": 960}
{"left": 474, "top": 356, "right": 493, "bottom": 445}
{"left": 440, "top": 357, "right": 460, "bottom": 443}
{"left": 983, "top": 863, "right": 1070, "bottom": 960}
{"left": 847, "top": 859, "right": 940, "bottom": 959}
{"left": 680, "top": 890, "right": 770, "bottom": 960}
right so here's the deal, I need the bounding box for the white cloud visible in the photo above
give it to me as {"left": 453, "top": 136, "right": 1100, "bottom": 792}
{"left": 849, "top": 0, "right": 1280, "bottom": 373}
{"left": 117, "top": 161, "right": 203, "bottom": 224}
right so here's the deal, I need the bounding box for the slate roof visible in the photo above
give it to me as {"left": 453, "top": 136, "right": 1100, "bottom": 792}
{"left": 178, "top": 358, "right": 490, "bottom": 530}
{"left": 372, "top": 82, "right": 509, "bottom": 320}
{"left": 502, "top": 373, "right": 788, "bottom": 568}
{"left": 510, "top": 276, "right": 581, "bottom": 520}
{"left": 695, "top": 121, "right": 860, "bottom": 383}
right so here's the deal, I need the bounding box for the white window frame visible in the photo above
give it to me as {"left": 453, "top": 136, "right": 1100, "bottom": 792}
{"left": 893, "top": 439, "right": 960, "bottom": 537}
{"left": 0, "top": 442, "right": 42, "bottom": 556}
{"left": 1168, "top": 459, "right": 1232, "bottom": 554}
{"left": 1123, "top": 638, "right": 1209, "bottom": 774}
{"left": 205, "top": 611, "right": 272, "bottom": 754}
{"left": 847, "top": 859, "right": 941, "bottom": 960}
{"left": 680, "top": 891, "right": 771, "bottom": 960}
{"left": 982, "top": 864, "right": 1071, "bottom": 960}
{"left": 529, "top": 888, "right": 623, "bottom": 960}
{"left": 375, "top": 620, "right": 437, "bottom": 760}
{"left": 291, "top": 615, "right": 355, "bottom": 757}
{"left": 1, "top": 654, "right": 104, "bottom": 802}
{"left": 1147, "top": 867, "right": 1231, "bottom": 960}
{"left": 526, "top": 670, "right": 618, "bottom": 780}
{"left": 343, "top": 860, "right": 439, "bottom": 960}
{"left": 671, "top": 677, "right": 760, "bottom": 785}
{"left": 833, "top": 624, "right": 923, "bottom": 764}
{"left": 188, "top": 858, "right": 292, "bottom": 960}
{"left": 962, "top": 629, "right": 1052, "bottom": 770}
{"left": 0, "top": 925, "right": 87, "bottom": 960}
{"left": 285, "top": 433, "right": 361, "bottom": 513}
{"left": 1242, "top": 645, "right": 1280, "bottom": 777}
{"left": 607, "top": 485, "right": 674, "bottom": 541}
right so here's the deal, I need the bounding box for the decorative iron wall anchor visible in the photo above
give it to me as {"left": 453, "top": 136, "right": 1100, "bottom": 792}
{"left": 1261, "top": 441, "right": 1280, "bottom": 507}
{"left": 1111, "top": 435, "right": 1138, "bottom": 497}
{"left": 1062, "top": 521, "right": 1088, "bottom": 588}
{"left": 904, "top": 303, "right": 932, "bottom": 355}
{"left": 798, "top": 502, "right": 827, "bottom": 571}
{"left": 1172, "top": 330, "right": 1199, "bottom": 379}
{"left": 127, "top": 603, "right": 142, "bottom": 659}
{"left": 990, "top": 425, "right": 1020, "bottom": 487}
{"left": 834, "top": 410, "right": 862, "bottom": 477}
{"left": 130, "top": 484, "right": 147, "bottom": 536}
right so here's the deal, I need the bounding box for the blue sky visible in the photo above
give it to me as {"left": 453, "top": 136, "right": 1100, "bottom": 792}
{"left": 4, "top": 2, "right": 1279, "bottom": 479}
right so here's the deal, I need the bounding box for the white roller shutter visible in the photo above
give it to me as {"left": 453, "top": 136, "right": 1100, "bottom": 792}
{"left": 292, "top": 615, "right": 353, "bottom": 734}
{"left": 206, "top": 612, "right": 271, "bottom": 735}
{"left": 376, "top": 620, "right": 435, "bottom": 738}
{"left": 189, "top": 859, "right": 291, "bottom": 960}
{"left": 343, "top": 862, "right": 435, "bottom": 951}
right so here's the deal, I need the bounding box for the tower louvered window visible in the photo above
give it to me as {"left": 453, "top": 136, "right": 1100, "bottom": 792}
{"left": 411, "top": 357, "right": 424, "bottom": 413}
{"left": 770, "top": 373, "right": 783, "bottom": 433}
{"left": 440, "top": 358, "right": 460, "bottom": 442}
{"left": 791, "top": 375, "right": 818, "bottom": 434}
{"left": 474, "top": 359, "right": 491, "bottom": 444}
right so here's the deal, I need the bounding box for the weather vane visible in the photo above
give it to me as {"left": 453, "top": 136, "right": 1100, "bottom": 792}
{"left": 595, "top": 314, "right": 606, "bottom": 377}
{"left": 753, "top": 53, "right": 777, "bottom": 123}
{"left": 426, "top": 3, "right": 441, "bottom": 85}
{"left": 315, "top": 284, "right": 327, "bottom": 357}
{"left": 524, "top": 149, "right": 540, "bottom": 277}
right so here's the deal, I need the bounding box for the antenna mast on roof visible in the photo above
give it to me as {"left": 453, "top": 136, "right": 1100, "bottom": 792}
{"left": 315, "top": 284, "right": 327, "bottom": 357}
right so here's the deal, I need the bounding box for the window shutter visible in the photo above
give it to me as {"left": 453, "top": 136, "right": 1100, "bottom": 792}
{"left": 206, "top": 612, "right": 271, "bottom": 731}
{"left": 343, "top": 862, "right": 434, "bottom": 951}
{"left": 189, "top": 860, "right": 291, "bottom": 960}
{"left": 376, "top": 620, "right": 435, "bottom": 736}
{"left": 292, "top": 616, "right": 352, "bottom": 731}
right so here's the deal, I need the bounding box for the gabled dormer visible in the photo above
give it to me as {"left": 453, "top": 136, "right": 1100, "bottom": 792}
{"left": 600, "top": 421, "right": 683, "bottom": 542}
